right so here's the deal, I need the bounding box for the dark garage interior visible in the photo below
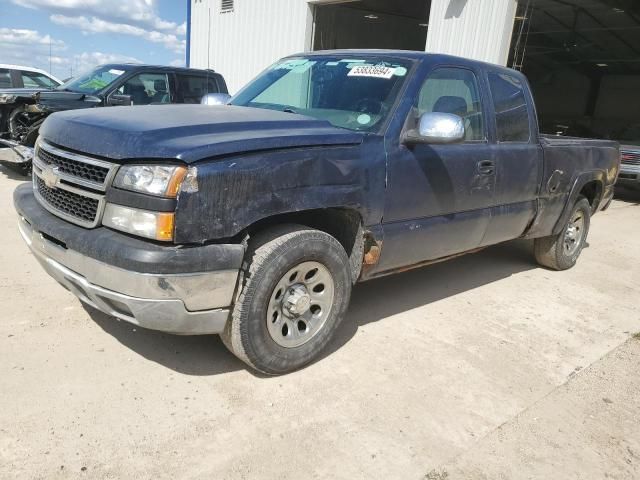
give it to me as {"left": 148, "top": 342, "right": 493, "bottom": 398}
{"left": 509, "top": 0, "right": 640, "bottom": 145}
{"left": 312, "top": 0, "right": 430, "bottom": 52}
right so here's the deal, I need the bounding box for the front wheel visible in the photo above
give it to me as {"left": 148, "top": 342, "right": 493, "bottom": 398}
{"left": 221, "top": 225, "right": 352, "bottom": 375}
{"left": 534, "top": 196, "right": 591, "bottom": 270}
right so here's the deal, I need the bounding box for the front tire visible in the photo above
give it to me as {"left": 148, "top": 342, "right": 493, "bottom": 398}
{"left": 534, "top": 196, "right": 591, "bottom": 270}
{"left": 221, "top": 225, "right": 352, "bottom": 375}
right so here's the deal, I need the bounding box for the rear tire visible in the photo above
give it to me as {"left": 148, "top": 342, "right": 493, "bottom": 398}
{"left": 221, "top": 224, "right": 352, "bottom": 375}
{"left": 534, "top": 196, "right": 591, "bottom": 271}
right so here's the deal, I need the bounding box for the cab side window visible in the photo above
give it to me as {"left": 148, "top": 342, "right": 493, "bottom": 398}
{"left": 177, "top": 75, "right": 219, "bottom": 103}
{"left": 416, "top": 67, "right": 485, "bottom": 141}
{"left": 116, "top": 73, "right": 171, "bottom": 105}
{"left": 20, "top": 71, "right": 57, "bottom": 88}
{"left": 488, "top": 72, "right": 530, "bottom": 142}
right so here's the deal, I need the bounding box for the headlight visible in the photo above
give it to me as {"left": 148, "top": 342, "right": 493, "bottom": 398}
{"left": 103, "top": 203, "right": 175, "bottom": 241}
{"left": 0, "top": 94, "right": 17, "bottom": 104}
{"left": 113, "top": 165, "right": 187, "bottom": 197}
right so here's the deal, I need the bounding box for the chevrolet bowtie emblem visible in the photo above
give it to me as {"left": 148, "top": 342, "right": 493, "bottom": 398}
{"left": 41, "top": 165, "right": 60, "bottom": 188}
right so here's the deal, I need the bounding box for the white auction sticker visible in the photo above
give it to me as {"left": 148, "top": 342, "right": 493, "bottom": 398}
{"left": 348, "top": 65, "right": 396, "bottom": 79}
{"left": 108, "top": 69, "right": 125, "bottom": 76}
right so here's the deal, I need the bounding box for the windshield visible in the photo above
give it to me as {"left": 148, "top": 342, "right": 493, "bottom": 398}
{"left": 230, "top": 56, "right": 412, "bottom": 132}
{"left": 58, "top": 65, "right": 130, "bottom": 94}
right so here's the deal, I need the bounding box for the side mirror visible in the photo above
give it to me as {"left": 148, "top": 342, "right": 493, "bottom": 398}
{"left": 107, "top": 94, "right": 132, "bottom": 106}
{"left": 403, "top": 112, "right": 465, "bottom": 145}
{"left": 201, "top": 93, "right": 232, "bottom": 105}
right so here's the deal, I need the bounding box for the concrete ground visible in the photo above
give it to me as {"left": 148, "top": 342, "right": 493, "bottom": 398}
{"left": 1, "top": 167, "right": 639, "bottom": 480}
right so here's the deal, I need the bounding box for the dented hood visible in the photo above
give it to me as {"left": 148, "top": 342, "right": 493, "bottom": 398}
{"left": 39, "top": 104, "right": 364, "bottom": 163}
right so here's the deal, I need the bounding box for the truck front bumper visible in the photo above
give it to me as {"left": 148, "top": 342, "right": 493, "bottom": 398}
{"left": 14, "top": 184, "right": 245, "bottom": 335}
{"left": 0, "top": 138, "right": 33, "bottom": 165}
{"left": 617, "top": 163, "right": 640, "bottom": 187}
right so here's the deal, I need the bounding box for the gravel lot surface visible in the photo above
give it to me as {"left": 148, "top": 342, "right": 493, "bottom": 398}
{"left": 1, "top": 167, "right": 639, "bottom": 479}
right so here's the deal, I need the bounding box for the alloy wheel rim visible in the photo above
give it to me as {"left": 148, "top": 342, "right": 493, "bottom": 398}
{"left": 266, "top": 261, "right": 335, "bottom": 348}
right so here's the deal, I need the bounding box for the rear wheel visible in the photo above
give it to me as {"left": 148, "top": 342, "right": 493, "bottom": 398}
{"left": 221, "top": 225, "right": 352, "bottom": 375}
{"left": 534, "top": 196, "right": 591, "bottom": 270}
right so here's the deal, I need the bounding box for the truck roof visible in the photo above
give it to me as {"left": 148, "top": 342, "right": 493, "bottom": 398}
{"left": 96, "top": 63, "right": 219, "bottom": 75}
{"left": 298, "top": 49, "right": 522, "bottom": 76}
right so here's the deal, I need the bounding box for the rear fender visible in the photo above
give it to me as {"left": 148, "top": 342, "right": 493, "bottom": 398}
{"left": 551, "top": 171, "right": 604, "bottom": 235}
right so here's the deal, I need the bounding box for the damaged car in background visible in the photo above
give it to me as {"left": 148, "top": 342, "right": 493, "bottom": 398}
{"left": 0, "top": 63, "right": 227, "bottom": 175}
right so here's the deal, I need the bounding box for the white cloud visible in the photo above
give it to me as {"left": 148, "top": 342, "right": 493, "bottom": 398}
{"left": 74, "top": 51, "right": 142, "bottom": 72}
{"left": 0, "top": 28, "right": 67, "bottom": 74}
{"left": 169, "top": 58, "right": 185, "bottom": 67}
{"left": 0, "top": 27, "right": 66, "bottom": 49}
{"left": 0, "top": 27, "right": 140, "bottom": 79}
{"left": 50, "top": 14, "right": 185, "bottom": 54}
{"left": 11, "top": 0, "right": 184, "bottom": 35}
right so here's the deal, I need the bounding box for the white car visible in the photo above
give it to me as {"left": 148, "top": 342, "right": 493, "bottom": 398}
{"left": 0, "top": 64, "right": 62, "bottom": 89}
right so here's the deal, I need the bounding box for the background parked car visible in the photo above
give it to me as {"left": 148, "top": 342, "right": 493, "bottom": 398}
{"left": 616, "top": 125, "right": 640, "bottom": 190}
{"left": 0, "top": 64, "right": 62, "bottom": 90}
{"left": 0, "top": 64, "right": 227, "bottom": 175}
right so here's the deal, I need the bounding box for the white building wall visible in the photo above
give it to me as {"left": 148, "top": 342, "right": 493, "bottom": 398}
{"left": 190, "top": 0, "right": 313, "bottom": 93}
{"left": 426, "top": 0, "right": 518, "bottom": 66}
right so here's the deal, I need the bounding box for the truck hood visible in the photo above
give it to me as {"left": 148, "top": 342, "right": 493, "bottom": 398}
{"left": 0, "top": 88, "right": 52, "bottom": 102}
{"left": 35, "top": 90, "right": 102, "bottom": 111}
{"left": 0, "top": 88, "right": 100, "bottom": 110}
{"left": 39, "top": 105, "right": 365, "bottom": 163}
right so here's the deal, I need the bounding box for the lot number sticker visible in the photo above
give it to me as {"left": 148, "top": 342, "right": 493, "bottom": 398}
{"left": 348, "top": 65, "right": 396, "bottom": 79}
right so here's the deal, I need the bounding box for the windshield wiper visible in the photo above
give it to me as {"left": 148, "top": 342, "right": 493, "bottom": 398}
{"left": 282, "top": 107, "right": 297, "bottom": 114}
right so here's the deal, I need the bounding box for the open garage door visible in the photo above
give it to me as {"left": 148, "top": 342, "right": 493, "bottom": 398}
{"left": 312, "top": 0, "right": 430, "bottom": 51}
{"left": 509, "top": 0, "right": 640, "bottom": 146}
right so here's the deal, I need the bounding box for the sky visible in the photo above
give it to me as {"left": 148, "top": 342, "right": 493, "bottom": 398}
{"left": 0, "top": 0, "right": 187, "bottom": 81}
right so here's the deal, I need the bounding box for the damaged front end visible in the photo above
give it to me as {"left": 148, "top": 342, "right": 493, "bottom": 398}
{"left": 0, "top": 138, "right": 34, "bottom": 174}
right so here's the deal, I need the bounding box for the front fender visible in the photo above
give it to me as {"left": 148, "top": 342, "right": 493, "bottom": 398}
{"left": 173, "top": 141, "right": 385, "bottom": 243}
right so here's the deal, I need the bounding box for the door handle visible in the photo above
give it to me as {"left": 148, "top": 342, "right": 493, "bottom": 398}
{"left": 477, "top": 160, "right": 495, "bottom": 175}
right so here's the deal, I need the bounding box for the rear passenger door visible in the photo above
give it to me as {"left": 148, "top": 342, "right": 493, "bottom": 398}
{"left": 176, "top": 74, "right": 220, "bottom": 103}
{"left": 480, "top": 70, "right": 542, "bottom": 246}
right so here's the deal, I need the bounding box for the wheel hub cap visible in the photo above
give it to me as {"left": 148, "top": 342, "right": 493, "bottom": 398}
{"left": 282, "top": 284, "right": 311, "bottom": 317}
{"left": 266, "top": 261, "right": 335, "bottom": 349}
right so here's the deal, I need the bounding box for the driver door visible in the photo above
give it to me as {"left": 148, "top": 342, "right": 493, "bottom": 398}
{"left": 376, "top": 66, "right": 496, "bottom": 272}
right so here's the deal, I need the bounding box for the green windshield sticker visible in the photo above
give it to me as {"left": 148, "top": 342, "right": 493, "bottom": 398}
{"left": 394, "top": 67, "right": 408, "bottom": 77}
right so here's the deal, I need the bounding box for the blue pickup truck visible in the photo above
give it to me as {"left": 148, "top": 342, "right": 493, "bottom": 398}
{"left": 14, "top": 50, "right": 620, "bottom": 374}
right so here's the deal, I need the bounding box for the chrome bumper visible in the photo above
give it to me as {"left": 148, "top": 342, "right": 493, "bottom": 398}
{"left": 618, "top": 163, "right": 640, "bottom": 183}
{"left": 0, "top": 139, "right": 33, "bottom": 164}
{"left": 18, "top": 216, "right": 238, "bottom": 335}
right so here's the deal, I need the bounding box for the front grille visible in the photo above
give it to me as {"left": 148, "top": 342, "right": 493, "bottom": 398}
{"left": 38, "top": 146, "right": 110, "bottom": 183}
{"left": 621, "top": 150, "right": 640, "bottom": 166}
{"left": 32, "top": 139, "right": 116, "bottom": 228}
{"left": 35, "top": 176, "right": 99, "bottom": 223}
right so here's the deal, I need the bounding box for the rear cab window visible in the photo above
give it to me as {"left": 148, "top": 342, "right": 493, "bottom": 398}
{"left": 488, "top": 72, "right": 531, "bottom": 143}
{"left": 177, "top": 74, "right": 220, "bottom": 103}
